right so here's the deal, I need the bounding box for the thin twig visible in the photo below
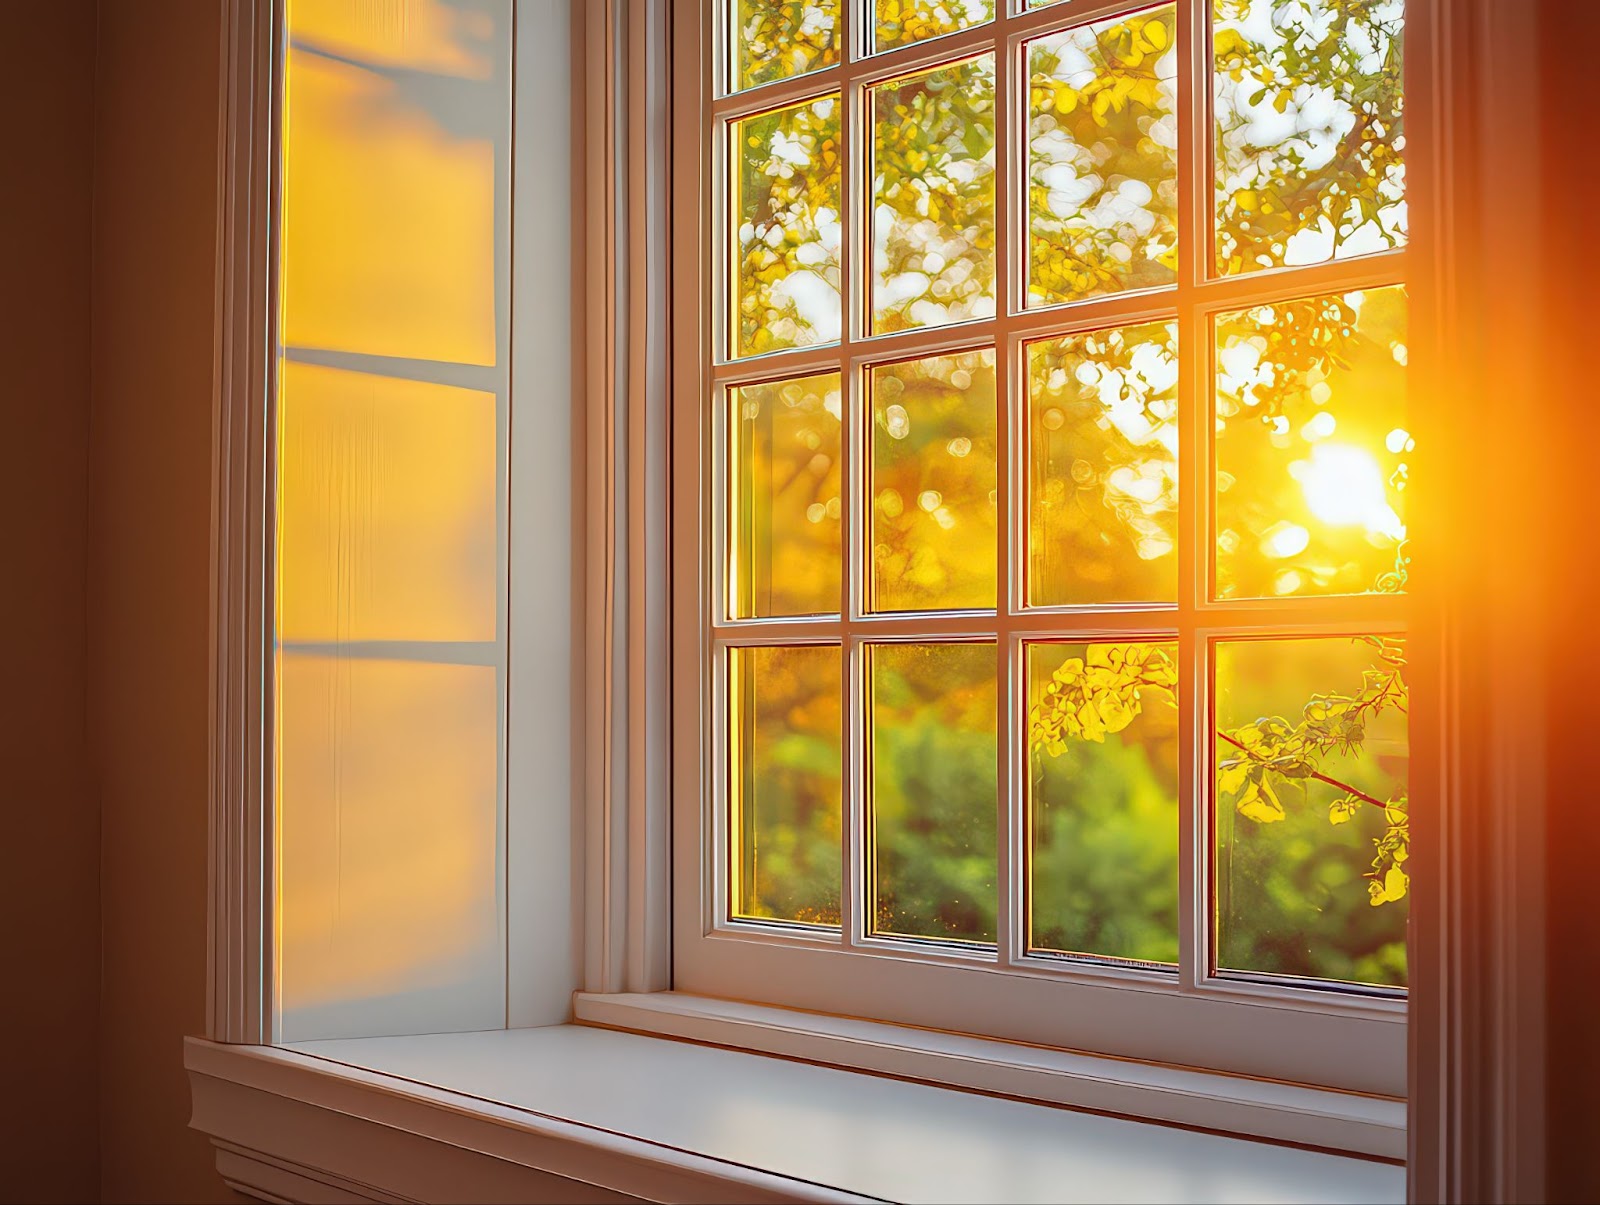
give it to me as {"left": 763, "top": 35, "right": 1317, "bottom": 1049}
{"left": 1215, "top": 730, "right": 1390, "bottom": 810}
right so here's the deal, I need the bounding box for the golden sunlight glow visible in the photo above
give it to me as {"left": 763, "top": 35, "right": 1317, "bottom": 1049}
{"left": 275, "top": 0, "right": 509, "bottom": 1037}
{"left": 1292, "top": 443, "right": 1405, "bottom": 540}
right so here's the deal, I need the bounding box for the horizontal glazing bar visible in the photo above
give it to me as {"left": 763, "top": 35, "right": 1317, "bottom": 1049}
{"left": 710, "top": 600, "right": 1406, "bottom": 643}
{"left": 1190, "top": 253, "right": 1409, "bottom": 313}
{"left": 276, "top": 639, "right": 501, "bottom": 666}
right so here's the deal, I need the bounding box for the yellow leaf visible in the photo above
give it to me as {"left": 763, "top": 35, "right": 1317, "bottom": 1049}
{"left": 1237, "top": 779, "right": 1284, "bottom": 823}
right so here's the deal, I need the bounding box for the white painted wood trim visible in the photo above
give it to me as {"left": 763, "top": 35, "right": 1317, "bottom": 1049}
{"left": 209, "top": 0, "right": 282, "bottom": 1046}
{"left": 185, "top": 1037, "right": 874, "bottom": 1204}
{"left": 580, "top": 0, "right": 675, "bottom": 998}
{"left": 573, "top": 991, "right": 1405, "bottom": 1159}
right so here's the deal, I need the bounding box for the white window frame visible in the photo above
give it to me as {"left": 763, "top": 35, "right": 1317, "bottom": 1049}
{"left": 202, "top": 0, "right": 1551, "bottom": 1199}
{"left": 671, "top": 0, "right": 1406, "bottom": 1097}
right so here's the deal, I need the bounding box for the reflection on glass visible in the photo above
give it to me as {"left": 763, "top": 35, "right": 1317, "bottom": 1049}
{"left": 276, "top": 0, "right": 510, "bottom": 1041}
{"left": 1214, "top": 636, "right": 1409, "bottom": 989}
{"left": 734, "top": 0, "right": 842, "bottom": 93}
{"left": 872, "top": 55, "right": 995, "bottom": 334}
{"left": 278, "top": 363, "right": 498, "bottom": 643}
{"left": 279, "top": 0, "right": 503, "bottom": 366}
{"left": 731, "top": 645, "right": 843, "bottom": 926}
{"left": 278, "top": 656, "right": 502, "bottom": 1037}
{"left": 733, "top": 94, "right": 843, "bottom": 359}
{"left": 869, "top": 642, "right": 997, "bottom": 943}
{"left": 1027, "top": 7, "right": 1179, "bottom": 307}
{"left": 869, "top": 350, "right": 997, "bottom": 612}
{"left": 731, "top": 372, "right": 842, "bottom": 618}
{"left": 875, "top": 0, "right": 995, "bottom": 51}
{"left": 1214, "top": 0, "right": 1406, "bottom": 276}
{"left": 1214, "top": 285, "right": 1408, "bottom": 599}
{"left": 1028, "top": 642, "right": 1179, "bottom": 963}
{"left": 1028, "top": 323, "right": 1178, "bottom": 606}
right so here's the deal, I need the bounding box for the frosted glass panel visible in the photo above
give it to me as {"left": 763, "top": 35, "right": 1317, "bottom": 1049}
{"left": 280, "top": 0, "right": 504, "bottom": 364}
{"left": 277, "top": 362, "right": 498, "bottom": 644}
{"left": 278, "top": 657, "right": 503, "bottom": 1039}
{"left": 276, "top": 0, "right": 510, "bottom": 1040}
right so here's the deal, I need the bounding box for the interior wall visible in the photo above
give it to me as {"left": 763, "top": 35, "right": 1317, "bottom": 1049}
{"left": 1539, "top": 4, "right": 1600, "bottom": 1202}
{"left": 0, "top": 5, "right": 100, "bottom": 1202}
{"left": 90, "top": 2, "right": 228, "bottom": 1200}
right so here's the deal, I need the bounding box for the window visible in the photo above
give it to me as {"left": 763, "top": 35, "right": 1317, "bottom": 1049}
{"left": 674, "top": 0, "right": 1409, "bottom": 1093}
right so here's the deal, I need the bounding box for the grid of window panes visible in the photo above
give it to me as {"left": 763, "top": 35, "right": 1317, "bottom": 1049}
{"left": 714, "top": 0, "right": 1409, "bottom": 993}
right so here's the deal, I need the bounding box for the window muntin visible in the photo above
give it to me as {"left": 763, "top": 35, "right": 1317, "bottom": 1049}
{"left": 690, "top": 0, "right": 1410, "bottom": 1068}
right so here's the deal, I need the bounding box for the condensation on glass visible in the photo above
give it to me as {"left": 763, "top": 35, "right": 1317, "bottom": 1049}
{"left": 731, "top": 94, "right": 843, "bottom": 359}
{"left": 729, "top": 644, "right": 844, "bottom": 926}
{"left": 869, "top": 642, "right": 998, "bottom": 944}
{"left": 1026, "top": 6, "right": 1179, "bottom": 308}
{"left": 1213, "top": 0, "right": 1407, "bottom": 276}
{"left": 1214, "top": 285, "right": 1409, "bottom": 600}
{"left": 871, "top": 55, "right": 996, "bottom": 335}
{"left": 1027, "top": 322, "right": 1178, "bottom": 606}
{"left": 1027, "top": 641, "right": 1179, "bottom": 964}
{"left": 730, "top": 371, "right": 843, "bottom": 618}
{"left": 275, "top": 0, "right": 511, "bottom": 1040}
{"left": 1213, "top": 636, "right": 1409, "bottom": 989}
{"left": 869, "top": 349, "right": 997, "bottom": 613}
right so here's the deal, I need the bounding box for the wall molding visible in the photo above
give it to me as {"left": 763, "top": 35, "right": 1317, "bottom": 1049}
{"left": 1406, "top": 0, "right": 1547, "bottom": 1200}
{"left": 208, "top": 0, "right": 282, "bottom": 1047}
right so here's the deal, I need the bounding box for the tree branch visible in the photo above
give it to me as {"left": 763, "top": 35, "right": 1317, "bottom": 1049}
{"left": 1215, "top": 729, "right": 1390, "bottom": 810}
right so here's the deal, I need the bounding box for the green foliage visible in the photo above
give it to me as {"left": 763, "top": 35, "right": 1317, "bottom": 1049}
{"left": 1032, "top": 634, "right": 1409, "bottom": 917}
{"left": 1027, "top": 8, "right": 1178, "bottom": 304}
{"left": 875, "top": 0, "right": 996, "bottom": 51}
{"left": 872, "top": 55, "right": 997, "bottom": 332}
{"left": 735, "top": 1, "right": 841, "bottom": 93}
{"left": 1214, "top": 0, "right": 1406, "bottom": 273}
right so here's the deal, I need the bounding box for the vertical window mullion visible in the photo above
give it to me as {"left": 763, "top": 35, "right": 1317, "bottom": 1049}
{"left": 1174, "top": 0, "right": 1208, "bottom": 992}
{"left": 839, "top": 0, "right": 864, "bottom": 948}
{"left": 993, "top": 4, "right": 1018, "bottom": 968}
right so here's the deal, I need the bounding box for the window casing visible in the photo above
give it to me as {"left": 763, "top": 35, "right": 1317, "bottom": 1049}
{"left": 672, "top": 0, "right": 1410, "bottom": 1096}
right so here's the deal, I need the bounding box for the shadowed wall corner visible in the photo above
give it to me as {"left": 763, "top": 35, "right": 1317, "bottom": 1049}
{"left": 0, "top": 5, "right": 99, "bottom": 1201}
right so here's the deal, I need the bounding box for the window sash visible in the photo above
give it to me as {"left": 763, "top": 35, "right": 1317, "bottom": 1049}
{"left": 672, "top": 0, "right": 1408, "bottom": 1094}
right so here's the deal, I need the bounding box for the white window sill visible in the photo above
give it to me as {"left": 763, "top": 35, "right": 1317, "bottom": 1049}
{"left": 185, "top": 1020, "right": 1403, "bottom": 1204}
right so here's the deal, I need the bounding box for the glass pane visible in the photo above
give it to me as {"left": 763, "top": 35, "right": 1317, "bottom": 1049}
{"left": 734, "top": 0, "right": 842, "bottom": 94}
{"left": 732, "top": 94, "right": 842, "bottom": 359}
{"left": 1028, "top": 642, "right": 1180, "bottom": 963}
{"left": 730, "top": 372, "right": 843, "bottom": 618}
{"left": 872, "top": 55, "right": 996, "bottom": 335}
{"left": 1214, "top": 285, "right": 1409, "bottom": 599}
{"left": 1214, "top": 636, "right": 1409, "bottom": 989}
{"left": 869, "top": 350, "right": 997, "bottom": 613}
{"left": 276, "top": 0, "right": 510, "bottom": 1041}
{"left": 875, "top": 0, "right": 995, "bottom": 52}
{"left": 1214, "top": 0, "right": 1406, "bottom": 276}
{"left": 279, "top": 656, "right": 502, "bottom": 1039}
{"left": 279, "top": 0, "right": 504, "bottom": 366}
{"left": 1027, "top": 322, "right": 1178, "bottom": 606}
{"left": 730, "top": 645, "right": 843, "bottom": 926}
{"left": 1026, "top": 7, "right": 1179, "bottom": 308}
{"left": 278, "top": 363, "right": 498, "bottom": 643}
{"left": 869, "top": 642, "right": 997, "bottom": 943}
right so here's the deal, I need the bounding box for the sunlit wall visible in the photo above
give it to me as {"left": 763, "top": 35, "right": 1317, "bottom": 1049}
{"left": 275, "top": 0, "right": 512, "bottom": 1040}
